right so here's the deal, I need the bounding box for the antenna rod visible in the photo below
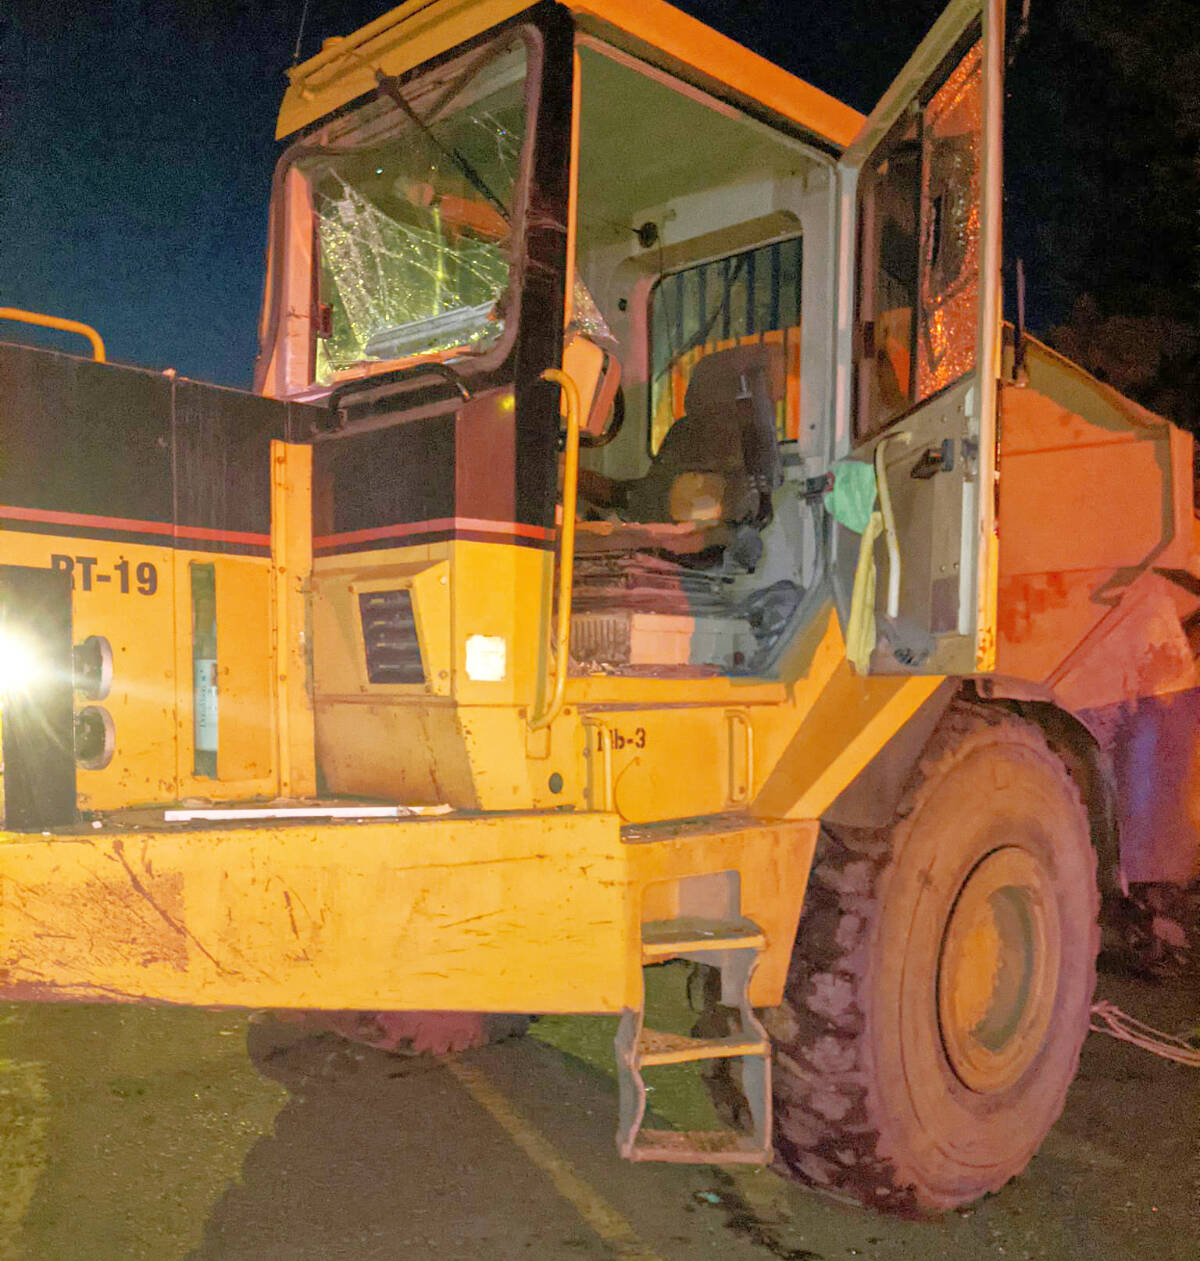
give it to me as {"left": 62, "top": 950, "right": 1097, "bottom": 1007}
{"left": 292, "top": 0, "right": 313, "bottom": 66}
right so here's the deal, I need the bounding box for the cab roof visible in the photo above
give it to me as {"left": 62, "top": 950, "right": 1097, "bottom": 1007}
{"left": 277, "top": 0, "right": 864, "bottom": 147}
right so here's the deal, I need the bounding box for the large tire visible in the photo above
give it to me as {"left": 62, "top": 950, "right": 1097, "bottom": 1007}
{"left": 740, "top": 705, "right": 1098, "bottom": 1213}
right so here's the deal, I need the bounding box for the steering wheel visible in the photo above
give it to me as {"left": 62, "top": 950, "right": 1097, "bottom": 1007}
{"left": 577, "top": 384, "right": 626, "bottom": 449}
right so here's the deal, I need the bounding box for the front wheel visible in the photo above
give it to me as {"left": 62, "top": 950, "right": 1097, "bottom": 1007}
{"left": 743, "top": 707, "right": 1098, "bottom": 1212}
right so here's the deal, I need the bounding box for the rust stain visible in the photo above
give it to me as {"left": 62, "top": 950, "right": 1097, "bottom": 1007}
{"left": 1138, "top": 639, "right": 1191, "bottom": 693}
{"left": 0, "top": 974, "right": 173, "bottom": 1004}
{"left": 110, "top": 839, "right": 233, "bottom": 976}
{"left": 281, "top": 888, "right": 301, "bottom": 940}
{"left": 997, "top": 572, "right": 1070, "bottom": 644}
{"left": 1, "top": 866, "right": 190, "bottom": 978}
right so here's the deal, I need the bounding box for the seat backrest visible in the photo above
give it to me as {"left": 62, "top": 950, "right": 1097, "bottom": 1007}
{"left": 659, "top": 343, "right": 785, "bottom": 492}
{"left": 682, "top": 342, "right": 784, "bottom": 424}
{"left": 624, "top": 342, "right": 786, "bottom": 528}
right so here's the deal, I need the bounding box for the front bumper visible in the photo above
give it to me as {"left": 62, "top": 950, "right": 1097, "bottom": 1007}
{"left": 0, "top": 811, "right": 815, "bottom": 1012}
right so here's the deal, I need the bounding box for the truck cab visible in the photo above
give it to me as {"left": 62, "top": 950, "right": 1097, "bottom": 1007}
{"left": 252, "top": 0, "right": 1000, "bottom": 819}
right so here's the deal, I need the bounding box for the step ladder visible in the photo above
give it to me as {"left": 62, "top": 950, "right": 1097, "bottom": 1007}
{"left": 615, "top": 916, "right": 773, "bottom": 1164}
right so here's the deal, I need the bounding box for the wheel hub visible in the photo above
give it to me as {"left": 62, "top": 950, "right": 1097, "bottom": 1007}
{"left": 937, "top": 846, "right": 1061, "bottom": 1093}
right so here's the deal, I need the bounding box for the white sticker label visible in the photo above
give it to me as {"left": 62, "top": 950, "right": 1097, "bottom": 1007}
{"left": 465, "top": 635, "right": 506, "bottom": 682}
{"left": 194, "top": 658, "right": 219, "bottom": 752}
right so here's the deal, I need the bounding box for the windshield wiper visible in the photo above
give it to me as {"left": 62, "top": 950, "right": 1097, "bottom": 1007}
{"left": 373, "top": 70, "right": 511, "bottom": 225}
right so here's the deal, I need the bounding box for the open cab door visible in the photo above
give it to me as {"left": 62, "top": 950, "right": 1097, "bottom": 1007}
{"left": 836, "top": 0, "right": 1004, "bottom": 675}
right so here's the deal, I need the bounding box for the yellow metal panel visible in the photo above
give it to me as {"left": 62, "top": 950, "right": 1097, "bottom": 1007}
{"left": 277, "top": 0, "right": 863, "bottom": 146}
{"left": 270, "top": 440, "right": 317, "bottom": 797}
{"left": 568, "top": 673, "right": 786, "bottom": 708}
{"left": 0, "top": 812, "right": 813, "bottom": 1012}
{"left": 581, "top": 708, "right": 728, "bottom": 821}
{"left": 0, "top": 530, "right": 179, "bottom": 809}
{"left": 1001, "top": 440, "right": 1170, "bottom": 575}
{"left": 1049, "top": 580, "right": 1198, "bottom": 713}
{"left": 312, "top": 549, "right": 477, "bottom": 802}
{"left": 624, "top": 817, "right": 818, "bottom": 1006}
{"left": 459, "top": 704, "right": 584, "bottom": 810}
{"left": 995, "top": 344, "right": 1194, "bottom": 688}
{"left": 568, "top": 611, "right": 935, "bottom": 825}
{"left": 316, "top": 699, "right": 480, "bottom": 804}
{"left": 754, "top": 657, "right": 943, "bottom": 819}
{"left": 0, "top": 813, "right": 635, "bottom": 1013}
{"left": 278, "top": 0, "right": 532, "bottom": 139}
{"left": 452, "top": 539, "right": 550, "bottom": 706}
{"left": 312, "top": 554, "right": 451, "bottom": 697}
{"left": 215, "top": 557, "right": 275, "bottom": 785}
{"left": 568, "top": 0, "right": 862, "bottom": 145}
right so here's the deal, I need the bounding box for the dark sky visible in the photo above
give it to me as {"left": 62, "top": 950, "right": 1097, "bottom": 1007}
{"left": 1, "top": 1, "right": 1188, "bottom": 390}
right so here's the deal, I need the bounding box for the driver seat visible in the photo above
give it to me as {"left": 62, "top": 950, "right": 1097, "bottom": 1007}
{"left": 577, "top": 342, "right": 784, "bottom": 562}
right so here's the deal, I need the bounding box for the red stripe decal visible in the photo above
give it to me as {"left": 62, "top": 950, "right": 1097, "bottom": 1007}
{"left": 0, "top": 504, "right": 269, "bottom": 547}
{"left": 312, "top": 517, "right": 554, "bottom": 550}
{"left": 0, "top": 505, "right": 548, "bottom": 552}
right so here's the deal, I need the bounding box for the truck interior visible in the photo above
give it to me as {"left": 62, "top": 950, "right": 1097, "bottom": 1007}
{"left": 565, "top": 40, "right": 838, "bottom": 677}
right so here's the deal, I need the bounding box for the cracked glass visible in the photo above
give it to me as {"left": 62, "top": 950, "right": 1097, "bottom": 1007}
{"left": 295, "top": 40, "right": 529, "bottom": 383}
{"left": 854, "top": 37, "right": 983, "bottom": 440}
{"left": 917, "top": 40, "right": 982, "bottom": 397}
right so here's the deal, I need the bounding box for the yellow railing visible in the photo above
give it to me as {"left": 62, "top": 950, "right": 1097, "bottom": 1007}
{"left": 0, "top": 307, "right": 106, "bottom": 363}
{"left": 530, "top": 367, "right": 582, "bottom": 731}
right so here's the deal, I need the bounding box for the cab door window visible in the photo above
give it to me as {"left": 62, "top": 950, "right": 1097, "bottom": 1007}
{"left": 855, "top": 37, "right": 983, "bottom": 441}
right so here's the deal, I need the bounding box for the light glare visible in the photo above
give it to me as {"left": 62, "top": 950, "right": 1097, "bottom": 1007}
{"left": 0, "top": 629, "right": 49, "bottom": 698}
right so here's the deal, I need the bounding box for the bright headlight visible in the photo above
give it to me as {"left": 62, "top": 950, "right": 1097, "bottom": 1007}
{"left": 0, "top": 628, "right": 50, "bottom": 698}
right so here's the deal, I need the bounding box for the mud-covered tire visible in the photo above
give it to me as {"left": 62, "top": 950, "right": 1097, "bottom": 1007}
{"left": 761, "top": 705, "right": 1098, "bottom": 1212}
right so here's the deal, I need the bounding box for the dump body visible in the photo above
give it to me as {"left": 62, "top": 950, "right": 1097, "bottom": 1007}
{"left": 993, "top": 337, "right": 1200, "bottom": 883}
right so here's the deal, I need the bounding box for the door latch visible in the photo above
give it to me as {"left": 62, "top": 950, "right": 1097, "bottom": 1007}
{"left": 910, "top": 437, "right": 955, "bottom": 479}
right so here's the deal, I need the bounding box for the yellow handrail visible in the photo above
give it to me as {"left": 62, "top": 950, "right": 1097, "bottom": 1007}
{"left": 874, "top": 431, "right": 911, "bottom": 619}
{"left": 0, "top": 307, "right": 106, "bottom": 363}
{"left": 529, "top": 367, "right": 582, "bottom": 731}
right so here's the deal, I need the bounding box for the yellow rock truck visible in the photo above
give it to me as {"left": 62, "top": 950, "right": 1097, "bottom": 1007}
{"left": 1, "top": 0, "right": 1197, "bottom": 1214}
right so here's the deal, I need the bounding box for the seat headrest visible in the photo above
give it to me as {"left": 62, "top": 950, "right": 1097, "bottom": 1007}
{"left": 682, "top": 342, "right": 786, "bottom": 417}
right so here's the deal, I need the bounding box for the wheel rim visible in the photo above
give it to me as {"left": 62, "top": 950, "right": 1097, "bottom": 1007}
{"left": 937, "top": 846, "right": 1061, "bottom": 1094}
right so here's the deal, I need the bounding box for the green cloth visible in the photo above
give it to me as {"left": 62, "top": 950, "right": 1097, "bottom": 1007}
{"left": 824, "top": 459, "right": 877, "bottom": 535}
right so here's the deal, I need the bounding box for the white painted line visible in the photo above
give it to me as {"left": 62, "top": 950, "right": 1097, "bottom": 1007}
{"left": 163, "top": 805, "right": 409, "bottom": 822}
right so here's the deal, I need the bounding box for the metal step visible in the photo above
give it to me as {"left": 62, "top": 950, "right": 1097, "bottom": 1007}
{"left": 636, "top": 1028, "right": 767, "bottom": 1066}
{"left": 616, "top": 915, "right": 773, "bottom": 1165}
{"left": 630, "top": 1129, "right": 770, "bottom": 1164}
{"left": 640, "top": 916, "right": 766, "bottom": 963}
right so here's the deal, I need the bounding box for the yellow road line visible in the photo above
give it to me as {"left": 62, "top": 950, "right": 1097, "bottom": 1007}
{"left": 0, "top": 1057, "right": 49, "bottom": 1261}
{"left": 446, "top": 1058, "right": 666, "bottom": 1261}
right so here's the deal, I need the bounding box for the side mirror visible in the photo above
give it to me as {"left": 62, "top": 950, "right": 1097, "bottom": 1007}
{"left": 561, "top": 333, "right": 625, "bottom": 449}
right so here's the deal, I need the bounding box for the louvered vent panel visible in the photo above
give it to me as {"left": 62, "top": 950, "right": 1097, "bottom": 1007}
{"left": 358, "top": 589, "right": 424, "bottom": 684}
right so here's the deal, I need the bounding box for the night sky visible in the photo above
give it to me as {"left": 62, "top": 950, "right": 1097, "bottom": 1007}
{"left": 2, "top": 1, "right": 1194, "bottom": 396}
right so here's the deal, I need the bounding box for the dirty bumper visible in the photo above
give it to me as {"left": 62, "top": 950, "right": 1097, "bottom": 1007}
{"left": 0, "top": 812, "right": 812, "bottom": 1013}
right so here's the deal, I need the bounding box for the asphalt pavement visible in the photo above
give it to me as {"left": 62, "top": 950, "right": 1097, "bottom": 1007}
{"left": 1, "top": 967, "right": 1197, "bottom": 1260}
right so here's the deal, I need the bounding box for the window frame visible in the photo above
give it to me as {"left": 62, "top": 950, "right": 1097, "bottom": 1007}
{"left": 256, "top": 21, "right": 546, "bottom": 401}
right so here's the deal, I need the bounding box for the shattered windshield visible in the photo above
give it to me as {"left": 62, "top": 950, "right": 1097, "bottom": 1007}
{"left": 296, "top": 39, "right": 530, "bottom": 383}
